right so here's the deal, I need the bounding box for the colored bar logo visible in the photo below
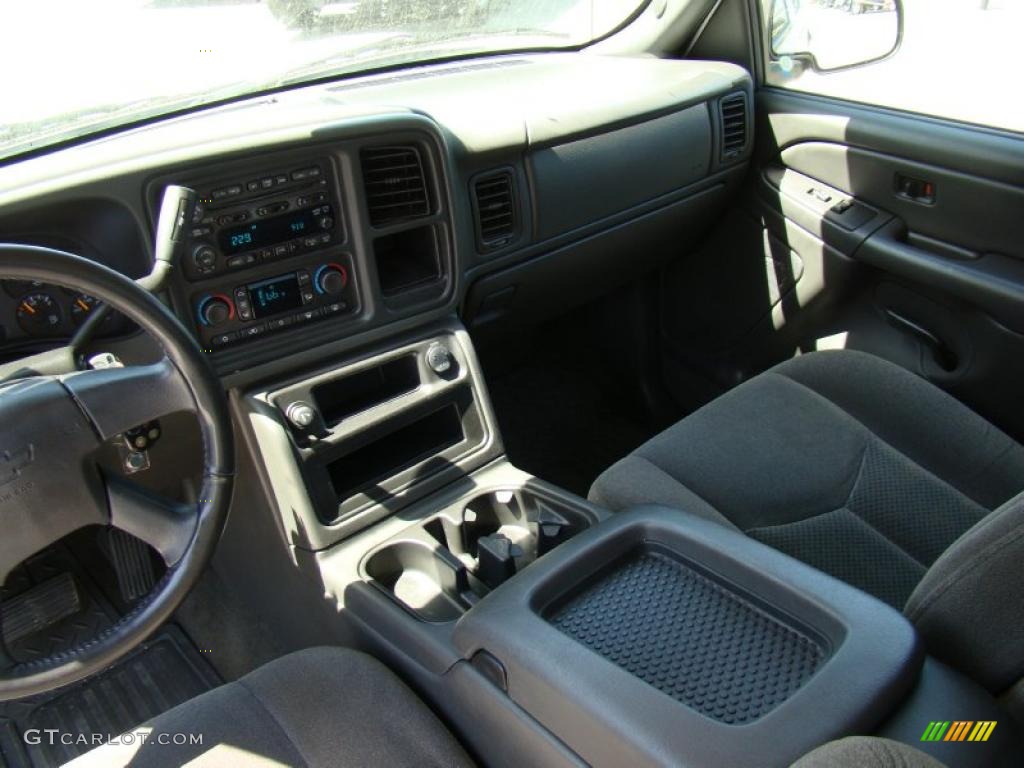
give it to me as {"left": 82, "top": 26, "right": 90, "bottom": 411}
{"left": 921, "top": 721, "right": 997, "bottom": 742}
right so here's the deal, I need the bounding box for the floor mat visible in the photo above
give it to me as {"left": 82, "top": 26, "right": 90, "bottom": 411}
{"left": 487, "top": 350, "right": 655, "bottom": 497}
{"left": 0, "top": 625, "right": 219, "bottom": 768}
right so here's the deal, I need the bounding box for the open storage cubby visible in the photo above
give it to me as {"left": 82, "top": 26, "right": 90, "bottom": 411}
{"left": 362, "top": 487, "right": 595, "bottom": 622}
{"left": 317, "top": 383, "right": 485, "bottom": 523}
{"left": 374, "top": 225, "right": 441, "bottom": 296}
{"left": 312, "top": 354, "right": 420, "bottom": 427}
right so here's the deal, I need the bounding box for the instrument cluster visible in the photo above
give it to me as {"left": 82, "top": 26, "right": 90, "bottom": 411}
{"left": 0, "top": 279, "right": 131, "bottom": 352}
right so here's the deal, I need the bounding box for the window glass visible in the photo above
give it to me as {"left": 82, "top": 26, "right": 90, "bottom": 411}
{"left": 762, "top": 0, "right": 1024, "bottom": 133}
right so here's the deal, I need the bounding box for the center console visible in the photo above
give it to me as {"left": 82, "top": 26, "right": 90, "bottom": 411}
{"left": 230, "top": 319, "right": 1003, "bottom": 768}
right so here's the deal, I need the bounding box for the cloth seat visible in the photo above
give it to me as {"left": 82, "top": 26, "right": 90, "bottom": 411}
{"left": 66, "top": 647, "right": 473, "bottom": 768}
{"left": 590, "top": 350, "right": 1024, "bottom": 692}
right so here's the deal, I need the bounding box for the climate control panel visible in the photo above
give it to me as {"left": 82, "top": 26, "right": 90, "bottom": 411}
{"left": 192, "top": 256, "right": 357, "bottom": 350}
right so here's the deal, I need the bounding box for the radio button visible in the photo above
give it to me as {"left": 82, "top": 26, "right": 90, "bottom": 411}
{"left": 191, "top": 226, "right": 211, "bottom": 237}
{"left": 301, "top": 290, "right": 315, "bottom": 304}
{"left": 246, "top": 180, "right": 259, "bottom": 192}
{"left": 226, "top": 184, "right": 242, "bottom": 197}
{"left": 317, "top": 216, "right": 334, "bottom": 231}
{"left": 193, "top": 244, "right": 218, "bottom": 272}
{"left": 260, "top": 177, "right": 273, "bottom": 189}
{"left": 296, "top": 270, "right": 311, "bottom": 286}
{"left": 275, "top": 174, "right": 288, "bottom": 185}
{"left": 241, "top": 323, "right": 266, "bottom": 339}
{"left": 227, "top": 253, "right": 256, "bottom": 269}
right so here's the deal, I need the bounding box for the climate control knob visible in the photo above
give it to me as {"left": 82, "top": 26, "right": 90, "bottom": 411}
{"left": 197, "top": 294, "right": 234, "bottom": 327}
{"left": 314, "top": 263, "right": 348, "bottom": 296}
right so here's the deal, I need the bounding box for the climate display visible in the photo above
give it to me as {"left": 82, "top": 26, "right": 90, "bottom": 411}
{"left": 247, "top": 273, "right": 303, "bottom": 319}
{"left": 219, "top": 209, "right": 318, "bottom": 255}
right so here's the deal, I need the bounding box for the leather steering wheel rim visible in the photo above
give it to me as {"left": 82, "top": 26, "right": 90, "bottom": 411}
{"left": 0, "top": 244, "right": 234, "bottom": 700}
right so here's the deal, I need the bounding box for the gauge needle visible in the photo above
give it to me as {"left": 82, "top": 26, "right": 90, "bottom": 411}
{"left": 76, "top": 299, "right": 91, "bottom": 311}
{"left": 20, "top": 302, "right": 36, "bottom": 314}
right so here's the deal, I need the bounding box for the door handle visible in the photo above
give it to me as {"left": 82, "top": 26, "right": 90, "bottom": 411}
{"left": 884, "top": 309, "right": 957, "bottom": 372}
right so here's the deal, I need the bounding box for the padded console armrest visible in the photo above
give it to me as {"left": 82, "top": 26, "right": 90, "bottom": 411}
{"left": 452, "top": 506, "right": 923, "bottom": 768}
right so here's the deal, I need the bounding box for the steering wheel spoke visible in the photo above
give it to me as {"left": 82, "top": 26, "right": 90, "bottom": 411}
{"left": 105, "top": 474, "right": 197, "bottom": 567}
{"left": 1, "top": 243, "right": 232, "bottom": 700}
{"left": 62, "top": 358, "right": 194, "bottom": 441}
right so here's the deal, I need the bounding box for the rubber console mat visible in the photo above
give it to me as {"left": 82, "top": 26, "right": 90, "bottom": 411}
{"left": 0, "top": 625, "right": 220, "bottom": 767}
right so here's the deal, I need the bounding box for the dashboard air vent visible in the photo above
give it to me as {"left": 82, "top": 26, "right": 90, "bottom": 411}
{"left": 361, "top": 146, "right": 430, "bottom": 227}
{"left": 719, "top": 93, "right": 748, "bottom": 161}
{"left": 472, "top": 171, "right": 517, "bottom": 251}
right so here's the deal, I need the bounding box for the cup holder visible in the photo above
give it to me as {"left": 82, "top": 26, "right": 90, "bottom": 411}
{"left": 363, "top": 540, "right": 474, "bottom": 622}
{"left": 364, "top": 487, "right": 594, "bottom": 621}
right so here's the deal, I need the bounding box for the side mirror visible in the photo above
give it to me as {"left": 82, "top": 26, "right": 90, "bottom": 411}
{"left": 769, "top": 0, "right": 902, "bottom": 73}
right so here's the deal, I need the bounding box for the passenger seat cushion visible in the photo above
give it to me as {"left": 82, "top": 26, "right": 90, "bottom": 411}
{"left": 589, "top": 351, "right": 1023, "bottom": 609}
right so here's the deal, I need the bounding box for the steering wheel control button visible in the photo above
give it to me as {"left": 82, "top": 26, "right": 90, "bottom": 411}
{"left": 425, "top": 342, "right": 453, "bottom": 375}
{"left": 286, "top": 401, "right": 316, "bottom": 429}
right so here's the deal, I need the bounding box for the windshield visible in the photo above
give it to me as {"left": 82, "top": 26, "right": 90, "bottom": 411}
{"left": 0, "top": 0, "right": 646, "bottom": 162}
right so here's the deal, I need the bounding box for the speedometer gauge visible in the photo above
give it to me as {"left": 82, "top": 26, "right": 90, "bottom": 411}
{"left": 16, "top": 293, "right": 63, "bottom": 335}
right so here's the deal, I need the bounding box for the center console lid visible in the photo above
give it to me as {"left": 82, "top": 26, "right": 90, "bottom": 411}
{"left": 452, "top": 507, "right": 923, "bottom": 768}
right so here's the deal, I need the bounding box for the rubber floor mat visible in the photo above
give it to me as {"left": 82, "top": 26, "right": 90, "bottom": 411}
{"left": 0, "top": 625, "right": 220, "bottom": 768}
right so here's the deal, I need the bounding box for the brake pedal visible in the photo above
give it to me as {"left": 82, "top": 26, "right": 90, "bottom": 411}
{"left": 104, "top": 528, "right": 156, "bottom": 602}
{"left": 1, "top": 572, "right": 80, "bottom": 647}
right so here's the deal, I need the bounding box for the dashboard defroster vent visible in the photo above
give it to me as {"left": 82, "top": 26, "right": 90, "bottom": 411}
{"left": 361, "top": 146, "right": 430, "bottom": 227}
{"left": 472, "top": 171, "right": 517, "bottom": 251}
{"left": 719, "top": 93, "right": 748, "bottom": 161}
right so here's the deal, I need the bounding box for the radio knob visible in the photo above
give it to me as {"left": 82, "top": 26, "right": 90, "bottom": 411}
{"left": 315, "top": 263, "right": 348, "bottom": 296}
{"left": 198, "top": 294, "right": 234, "bottom": 327}
{"left": 317, "top": 215, "right": 334, "bottom": 231}
{"left": 192, "top": 244, "right": 217, "bottom": 272}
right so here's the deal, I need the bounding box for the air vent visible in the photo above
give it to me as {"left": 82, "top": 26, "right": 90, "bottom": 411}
{"left": 361, "top": 146, "right": 430, "bottom": 227}
{"left": 472, "top": 171, "right": 517, "bottom": 251}
{"left": 719, "top": 93, "right": 748, "bottom": 161}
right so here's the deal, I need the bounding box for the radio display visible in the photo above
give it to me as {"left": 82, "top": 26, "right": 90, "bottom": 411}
{"left": 219, "top": 209, "right": 319, "bottom": 255}
{"left": 247, "top": 273, "right": 303, "bottom": 319}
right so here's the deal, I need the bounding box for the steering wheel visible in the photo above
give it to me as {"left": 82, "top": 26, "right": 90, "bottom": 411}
{"left": 0, "top": 244, "right": 234, "bottom": 700}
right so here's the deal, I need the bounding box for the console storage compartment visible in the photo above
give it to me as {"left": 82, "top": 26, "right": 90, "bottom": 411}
{"left": 243, "top": 325, "right": 503, "bottom": 550}
{"left": 452, "top": 507, "right": 924, "bottom": 768}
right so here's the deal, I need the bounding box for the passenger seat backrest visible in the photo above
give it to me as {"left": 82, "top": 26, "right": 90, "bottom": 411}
{"left": 905, "top": 491, "right": 1024, "bottom": 694}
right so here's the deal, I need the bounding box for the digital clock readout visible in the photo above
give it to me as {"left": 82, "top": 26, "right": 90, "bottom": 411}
{"left": 218, "top": 209, "right": 319, "bottom": 255}
{"left": 246, "top": 273, "right": 303, "bottom": 319}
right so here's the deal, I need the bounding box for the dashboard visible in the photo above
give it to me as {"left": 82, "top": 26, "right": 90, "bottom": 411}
{"left": 0, "top": 53, "right": 752, "bottom": 384}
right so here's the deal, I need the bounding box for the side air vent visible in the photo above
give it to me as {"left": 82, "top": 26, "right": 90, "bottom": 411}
{"left": 361, "top": 146, "right": 430, "bottom": 227}
{"left": 472, "top": 171, "right": 517, "bottom": 251}
{"left": 719, "top": 93, "right": 748, "bottom": 161}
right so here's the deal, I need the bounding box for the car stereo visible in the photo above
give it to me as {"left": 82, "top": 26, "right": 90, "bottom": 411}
{"left": 181, "top": 160, "right": 341, "bottom": 283}
{"left": 180, "top": 158, "right": 358, "bottom": 350}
